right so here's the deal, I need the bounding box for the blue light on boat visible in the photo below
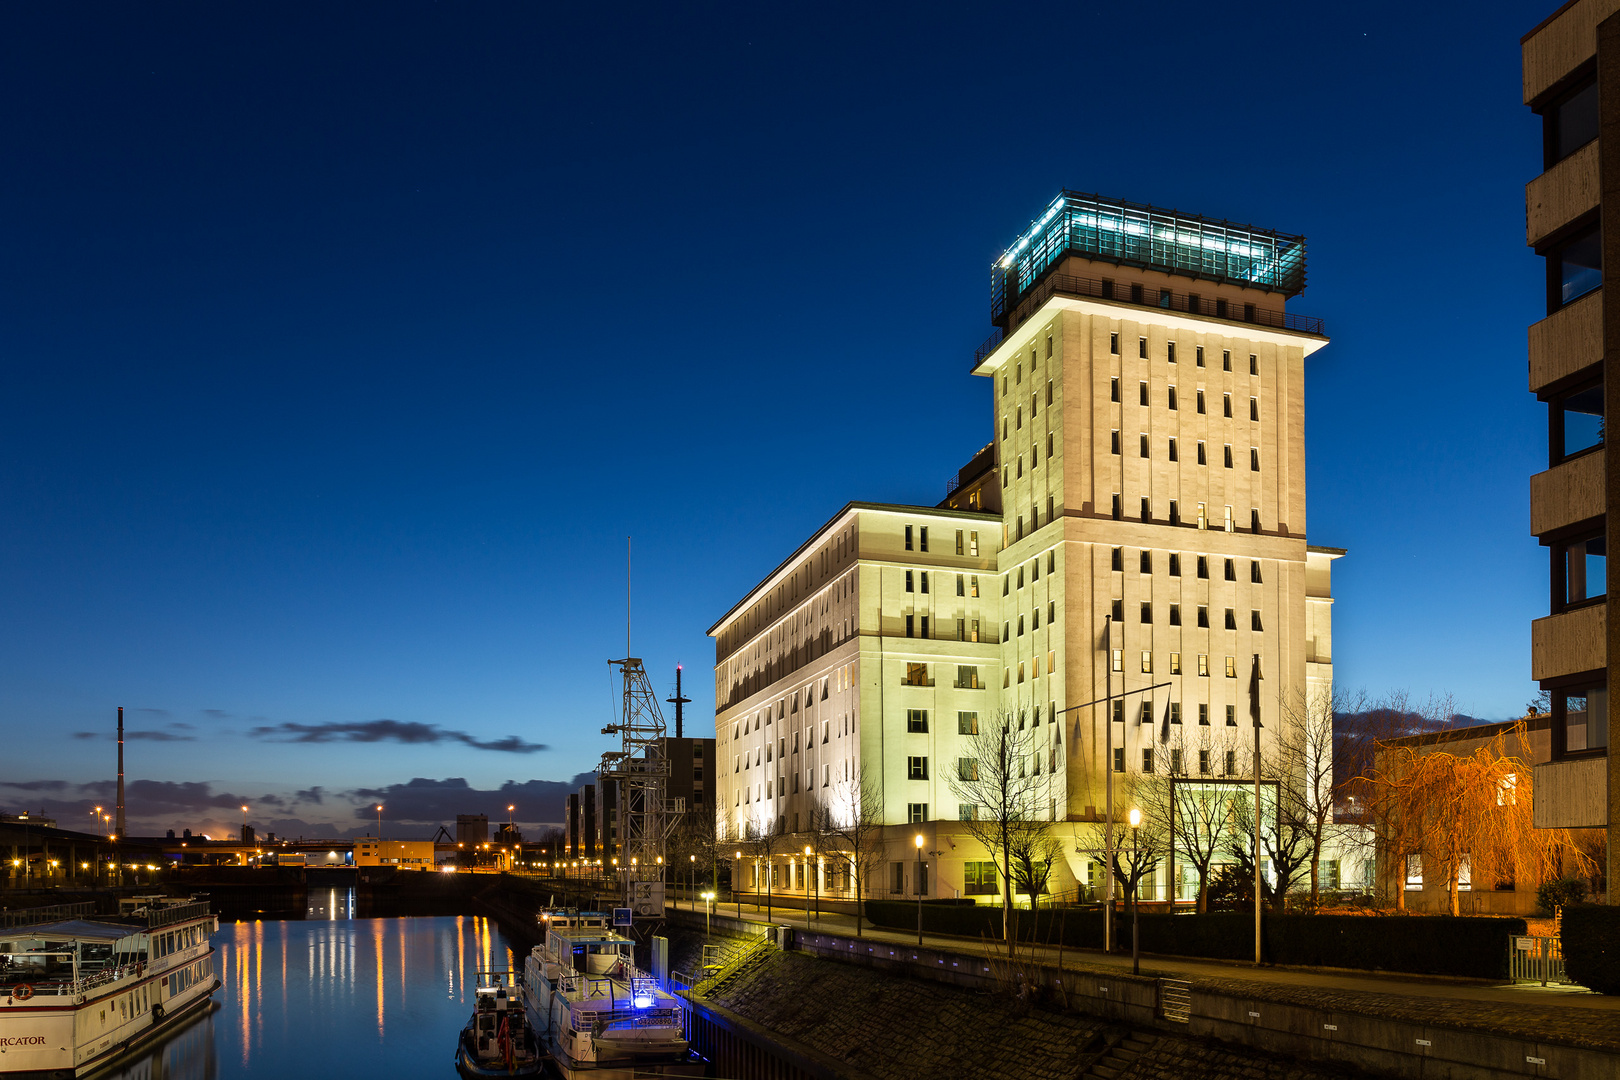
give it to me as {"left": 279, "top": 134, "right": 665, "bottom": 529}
{"left": 633, "top": 993, "right": 654, "bottom": 1009}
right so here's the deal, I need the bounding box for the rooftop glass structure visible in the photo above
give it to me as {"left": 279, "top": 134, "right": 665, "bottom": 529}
{"left": 991, "top": 191, "right": 1308, "bottom": 326}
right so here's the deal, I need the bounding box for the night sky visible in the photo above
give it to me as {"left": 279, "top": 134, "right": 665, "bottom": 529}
{"left": 1, "top": 2, "right": 1554, "bottom": 837}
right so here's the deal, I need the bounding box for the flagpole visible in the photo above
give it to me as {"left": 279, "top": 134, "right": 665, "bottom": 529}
{"left": 1252, "top": 655, "right": 1263, "bottom": 966}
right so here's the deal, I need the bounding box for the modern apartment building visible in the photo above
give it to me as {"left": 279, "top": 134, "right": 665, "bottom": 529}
{"left": 711, "top": 191, "right": 1342, "bottom": 905}
{"left": 1522, "top": 0, "right": 1618, "bottom": 896}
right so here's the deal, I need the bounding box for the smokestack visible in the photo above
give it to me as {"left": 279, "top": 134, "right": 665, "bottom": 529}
{"left": 666, "top": 665, "right": 690, "bottom": 741}
{"left": 116, "top": 706, "right": 125, "bottom": 839}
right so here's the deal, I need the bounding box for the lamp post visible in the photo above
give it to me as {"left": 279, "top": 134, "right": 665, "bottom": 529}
{"left": 701, "top": 890, "right": 714, "bottom": 941}
{"left": 914, "top": 834, "right": 925, "bottom": 945}
{"left": 804, "top": 845, "right": 818, "bottom": 930}
{"left": 690, "top": 854, "right": 697, "bottom": 910}
{"left": 734, "top": 851, "right": 742, "bottom": 919}
{"left": 377, "top": 805, "right": 384, "bottom": 841}
{"left": 1128, "top": 807, "right": 1141, "bottom": 976}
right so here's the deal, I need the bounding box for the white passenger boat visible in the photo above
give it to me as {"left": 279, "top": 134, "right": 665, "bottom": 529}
{"left": 0, "top": 896, "right": 220, "bottom": 1077}
{"left": 520, "top": 911, "right": 701, "bottom": 1080}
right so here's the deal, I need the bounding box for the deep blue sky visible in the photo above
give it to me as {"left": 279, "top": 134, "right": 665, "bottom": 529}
{"left": 1, "top": 1, "right": 1554, "bottom": 836}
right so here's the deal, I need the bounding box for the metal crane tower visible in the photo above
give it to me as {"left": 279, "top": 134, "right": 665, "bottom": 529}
{"left": 599, "top": 656, "right": 684, "bottom": 919}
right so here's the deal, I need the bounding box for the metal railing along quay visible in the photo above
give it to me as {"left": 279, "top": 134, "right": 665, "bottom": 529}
{"left": 972, "top": 273, "right": 1325, "bottom": 368}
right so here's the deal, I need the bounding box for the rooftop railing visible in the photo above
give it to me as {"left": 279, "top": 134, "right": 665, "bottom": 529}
{"left": 0, "top": 902, "right": 96, "bottom": 928}
{"left": 972, "top": 273, "right": 1325, "bottom": 370}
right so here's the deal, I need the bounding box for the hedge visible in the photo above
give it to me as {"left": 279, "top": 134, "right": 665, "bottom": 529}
{"left": 862, "top": 901, "right": 1524, "bottom": 980}
{"left": 1561, "top": 904, "right": 1620, "bottom": 994}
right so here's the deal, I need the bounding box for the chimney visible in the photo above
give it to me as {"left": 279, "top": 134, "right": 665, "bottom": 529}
{"left": 116, "top": 706, "right": 126, "bottom": 839}
{"left": 666, "top": 664, "right": 690, "bottom": 741}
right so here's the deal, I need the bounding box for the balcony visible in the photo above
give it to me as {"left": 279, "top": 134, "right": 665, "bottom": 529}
{"left": 1531, "top": 449, "right": 1606, "bottom": 536}
{"left": 1527, "top": 139, "right": 1599, "bottom": 249}
{"left": 1529, "top": 288, "right": 1602, "bottom": 393}
{"left": 1533, "top": 757, "right": 1608, "bottom": 829}
{"left": 971, "top": 273, "right": 1324, "bottom": 369}
{"left": 1531, "top": 602, "right": 1607, "bottom": 681}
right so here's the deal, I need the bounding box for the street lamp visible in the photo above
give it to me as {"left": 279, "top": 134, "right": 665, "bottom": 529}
{"left": 804, "top": 845, "right": 819, "bottom": 930}
{"left": 690, "top": 854, "right": 696, "bottom": 909}
{"left": 1128, "top": 807, "right": 1142, "bottom": 976}
{"left": 734, "top": 851, "right": 742, "bottom": 919}
{"left": 914, "top": 834, "right": 925, "bottom": 945}
{"left": 376, "top": 805, "right": 384, "bottom": 841}
{"left": 701, "top": 890, "right": 715, "bottom": 939}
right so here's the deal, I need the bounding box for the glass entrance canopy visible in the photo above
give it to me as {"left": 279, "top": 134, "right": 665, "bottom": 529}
{"left": 992, "top": 191, "right": 1308, "bottom": 324}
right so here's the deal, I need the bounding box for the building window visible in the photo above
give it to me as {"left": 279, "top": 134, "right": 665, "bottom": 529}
{"left": 907, "top": 709, "right": 929, "bottom": 733}
{"left": 1111, "top": 648, "right": 1123, "bottom": 672}
{"left": 1223, "top": 558, "right": 1236, "bottom": 581}
{"left": 1112, "top": 546, "right": 1123, "bottom": 571}
{"left": 1554, "top": 685, "right": 1609, "bottom": 756}
{"left": 1545, "top": 75, "right": 1599, "bottom": 168}
{"left": 1251, "top": 508, "right": 1261, "bottom": 532}
{"left": 1169, "top": 500, "right": 1180, "bottom": 525}
{"left": 1554, "top": 531, "right": 1607, "bottom": 609}
{"left": 1167, "top": 341, "right": 1177, "bottom": 363}
{"left": 964, "top": 859, "right": 996, "bottom": 892}
{"left": 1140, "top": 603, "right": 1152, "bottom": 625}
{"left": 1169, "top": 553, "right": 1181, "bottom": 576}
{"left": 1196, "top": 390, "right": 1206, "bottom": 414}
{"left": 1196, "top": 346, "right": 1205, "bottom": 367}
{"left": 1223, "top": 393, "right": 1233, "bottom": 418}
{"left": 956, "top": 529, "right": 965, "bottom": 555}
{"left": 921, "top": 571, "right": 930, "bottom": 593}
{"left": 1111, "top": 430, "right": 1121, "bottom": 455}
{"left": 907, "top": 756, "right": 929, "bottom": 780}
{"left": 1111, "top": 599, "right": 1123, "bottom": 622}
{"left": 1251, "top": 447, "right": 1260, "bottom": 472}
{"left": 1018, "top": 615, "right": 1025, "bottom": 636}
{"left": 1251, "top": 560, "right": 1263, "bottom": 583}
{"left": 1139, "top": 337, "right": 1148, "bottom": 359}
{"left": 1168, "top": 386, "right": 1178, "bottom": 410}
{"left": 970, "top": 574, "right": 980, "bottom": 597}
{"left": 1197, "top": 654, "right": 1209, "bottom": 677}
{"left": 1199, "top": 749, "right": 1211, "bottom": 774}
{"left": 1197, "top": 606, "right": 1209, "bottom": 628}
{"left": 892, "top": 862, "right": 906, "bottom": 894}
{"left": 1551, "top": 378, "right": 1605, "bottom": 463}
{"left": 908, "top": 803, "right": 928, "bottom": 824}
{"left": 1113, "top": 748, "right": 1125, "bottom": 772}
{"left": 956, "top": 665, "right": 981, "bottom": 689}
{"left": 958, "top": 711, "right": 979, "bottom": 735}
{"left": 1197, "top": 441, "right": 1207, "bottom": 465}
{"left": 905, "top": 570, "right": 915, "bottom": 592}
{"left": 904, "top": 662, "right": 929, "bottom": 686}
{"left": 956, "top": 573, "right": 966, "bottom": 597}
{"left": 1110, "top": 332, "right": 1120, "bottom": 355}
{"left": 1139, "top": 550, "right": 1152, "bottom": 574}
{"left": 1112, "top": 700, "right": 1124, "bottom": 724}
{"left": 1224, "top": 444, "right": 1234, "bottom": 468}
{"left": 1222, "top": 351, "right": 1232, "bottom": 372}
{"left": 1225, "top": 656, "right": 1237, "bottom": 678}
{"left": 957, "top": 757, "right": 979, "bottom": 781}
{"left": 1112, "top": 494, "right": 1121, "bottom": 520}
{"left": 1250, "top": 354, "right": 1258, "bottom": 376}
{"left": 1251, "top": 610, "right": 1264, "bottom": 631}
{"left": 1169, "top": 437, "right": 1178, "bottom": 462}
{"left": 1199, "top": 703, "right": 1210, "bottom": 724}
{"left": 1141, "top": 651, "right": 1152, "bottom": 673}
{"left": 1250, "top": 397, "right": 1259, "bottom": 421}
{"left": 905, "top": 525, "right": 914, "bottom": 551}
{"left": 905, "top": 614, "right": 915, "bottom": 638}
{"left": 1142, "top": 749, "right": 1154, "bottom": 772}
{"left": 1046, "top": 335, "right": 1053, "bottom": 358}
{"left": 1111, "top": 377, "right": 1120, "bottom": 402}
{"left": 1226, "top": 704, "right": 1237, "bottom": 726}
{"left": 970, "top": 531, "right": 979, "bottom": 556}
{"left": 1169, "top": 604, "right": 1181, "bottom": 626}
{"left": 1140, "top": 433, "right": 1149, "bottom": 458}
{"left": 1547, "top": 223, "right": 1602, "bottom": 312}
{"left": 1139, "top": 381, "right": 1148, "bottom": 406}
{"left": 1197, "top": 556, "right": 1209, "bottom": 579}
{"left": 1140, "top": 497, "right": 1151, "bottom": 522}
{"left": 1169, "top": 652, "right": 1181, "bottom": 674}
{"left": 920, "top": 527, "right": 929, "bottom": 552}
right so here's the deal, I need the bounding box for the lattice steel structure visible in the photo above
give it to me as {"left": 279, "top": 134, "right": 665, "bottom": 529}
{"left": 599, "top": 657, "right": 683, "bottom": 910}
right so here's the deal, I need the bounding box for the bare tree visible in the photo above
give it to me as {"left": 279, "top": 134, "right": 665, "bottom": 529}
{"left": 1144, "top": 728, "right": 1245, "bottom": 913}
{"left": 816, "top": 764, "right": 887, "bottom": 937}
{"left": 1095, "top": 769, "right": 1172, "bottom": 907}
{"left": 1277, "top": 686, "right": 1362, "bottom": 904}
{"left": 1008, "top": 829, "right": 1063, "bottom": 906}
{"left": 946, "top": 710, "right": 1044, "bottom": 956}
{"left": 746, "top": 815, "right": 790, "bottom": 923}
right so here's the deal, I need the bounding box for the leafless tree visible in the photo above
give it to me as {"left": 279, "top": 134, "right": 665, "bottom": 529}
{"left": 1092, "top": 769, "right": 1172, "bottom": 907}
{"left": 1276, "top": 686, "right": 1363, "bottom": 904}
{"left": 946, "top": 710, "right": 1045, "bottom": 956}
{"left": 814, "top": 765, "right": 887, "bottom": 936}
{"left": 745, "top": 815, "right": 790, "bottom": 923}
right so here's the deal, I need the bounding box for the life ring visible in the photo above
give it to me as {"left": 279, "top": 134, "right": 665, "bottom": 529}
{"left": 13, "top": 984, "right": 33, "bottom": 1000}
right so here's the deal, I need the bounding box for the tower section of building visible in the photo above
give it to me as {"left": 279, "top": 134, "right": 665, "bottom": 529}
{"left": 970, "top": 192, "right": 1334, "bottom": 826}
{"left": 1521, "top": 1, "right": 1618, "bottom": 887}
{"left": 709, "top": 503, "right": 1002, "bottom": 844}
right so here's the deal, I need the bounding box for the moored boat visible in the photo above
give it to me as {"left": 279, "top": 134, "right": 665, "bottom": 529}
{"left": 520, "top": 911, "right": 701, "bottom": 1080}
{"left": 0, "top": 896, "right": 221, "bottom": 1078}
{"left": 454, "top": 970, "right": 544, "bottom": 1078}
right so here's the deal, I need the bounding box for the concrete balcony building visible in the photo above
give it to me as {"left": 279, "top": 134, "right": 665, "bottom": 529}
{"left": 1522, "top": 1, "right": 1620, "bottom": 877}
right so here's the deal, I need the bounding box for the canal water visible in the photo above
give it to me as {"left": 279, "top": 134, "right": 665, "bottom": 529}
{"left": 101, "top": 888, "right": 518, "bottom": 1079}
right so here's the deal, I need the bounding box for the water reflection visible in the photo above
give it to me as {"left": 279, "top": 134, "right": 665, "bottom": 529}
{"left": 97, "top": 897, "right": 516, "bottom": 1080}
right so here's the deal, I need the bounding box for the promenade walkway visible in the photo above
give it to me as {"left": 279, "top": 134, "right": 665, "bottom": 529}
{"left": 668, "top": 896, "right": 1620, "bottom": 1054}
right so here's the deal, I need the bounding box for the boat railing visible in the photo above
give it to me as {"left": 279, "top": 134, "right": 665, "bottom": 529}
{"left": 0, "top": 960, "right": 143, "bottom": 996}
{"left": 0, "top": 902, "right": 97, "bottom": 928}
{"left": 589, "top": 1007, "right": 682, "bottom": 1035}
{"left": 145, "top": 901, "right": 212, "bottom": 929}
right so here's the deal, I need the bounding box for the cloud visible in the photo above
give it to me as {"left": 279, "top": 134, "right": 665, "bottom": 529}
{"left": 168, "top": 722, "right": 195, "bottom": 731}
{"left": 70, "top": 730, "right": 196, "bottom": 742}
{"left": 295, "top": 786, "right": 326, "bottom": 805}
{"left": 345, "top": 774, "right": 596, "bottom": 825}
{"left": 202, "top": 709, "right": 232, "bottom": 720}
{"left": 72, "top": 731, "right": 98, "bottom": 740}
{"left": 1, "top": 780, "right": 68, "bottom": 792}
{"left": 248, "top": 719, "right": 546, "bottom": 754}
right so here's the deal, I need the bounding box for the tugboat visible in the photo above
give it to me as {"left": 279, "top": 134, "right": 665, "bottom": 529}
{"left": 454, "top": 969, "right": 544, "bottom": 1077}
{"left": 521, "top": 911, "right": 701, "bottom": 1080}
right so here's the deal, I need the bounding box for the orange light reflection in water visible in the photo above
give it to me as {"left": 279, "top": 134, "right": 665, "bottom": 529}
{"left": 234, "top": 922, "right": 251, "bottom": 1066}
{"left": 373, "top": 918, "right": 386, "bottom": 1039}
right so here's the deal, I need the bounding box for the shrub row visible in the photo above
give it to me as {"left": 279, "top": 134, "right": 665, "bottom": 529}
{"left": 862, "top": 900, "right": 1524, "bottom": 980}
{"left": 1561, "top": 904, "right": 1620, "bottom": 994}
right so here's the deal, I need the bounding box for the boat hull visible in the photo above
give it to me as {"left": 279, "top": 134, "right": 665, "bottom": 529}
{"left": 0, "top": 980, "right": 220, "bottom": 1079}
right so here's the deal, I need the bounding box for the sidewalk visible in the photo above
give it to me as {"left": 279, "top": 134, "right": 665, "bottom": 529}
{"left": 671, "top": 896, "right": 1620, "bottom": 1053}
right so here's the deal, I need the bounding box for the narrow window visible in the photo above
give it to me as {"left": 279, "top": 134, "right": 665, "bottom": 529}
{"left": 1140, "top": 497, "right": 1151, "bottom": 522}
{"left": 1224, "top": 444, "right": 1234, "bottom": 469}
{"left": 1249, "top": 354, "right": 1258, "bottom": 376}
{"left": 1223, "top": 351, "right": 1232, "bottom": 372}
{"left": 1139, "top": 381, "right": 1148, "bottom": 406}
{"left": 1168, "top": 386, "right": 1178, "bottom": 410}
{"left": 1196, "top": 346, "right": 1205, "bottom": 367}
{"left": 1197, "top": 556, "right": 1209, "bottom": 579}
{"left": 904, "top": 525, "right": 914, "bottom": 550}
{"left": 1169, "top": 553, "right": 1181, "bottom": 576}
{"left": 1226, "top": 656, "right": 1237, "bottom": 678}
{"left": 1168, "top": 437, "right": 1178, "bottom": 461}
{"left": 956, "top": 529, "right": 964, "bottom": 555}
{"left": 1224, "top": 608, "right": 1237, "bottom": 630}
{"left": 1198, "top": 654, "right": 1209, "bottom": 677}
{"left": 1169, "top": 500, "right": 1180, "bottom": 524}
{"left": 1197, "top": 606, "right": 1209, "bottom": 628}
{"left": 920, "top": 526, "right": 929, "bottom": 552}
{"left": 1226, "top": 705, "right": 1237, "bottom": 726}
{"left": 905, "top": 613, "right": 915, "bottom": 637}
{"left": 1223, "top": 393, "right": 1232, "bottom": 418}
{"left": 1046, "top": 335, "right": 1053, "bottom": 358}
{"left": 1197, "top": 441, "right": 1207, "bottom": 465}
{"left": 1251, "top": 447, "right": 1260, "bottom": 472}
{"left": 1143, "top": 749, "right": 1155, "bottom": 773}
{"left": 1170, "top": 654, "right": 1181, "bottom": 675}
{"left": 1110, "top": 332, "right": 1120, "bottom": 355}
{"left": 1252, "top": 610, "right": 1264, "bottom": 631}
{"left": 905, "top": 569, "right": 914, "bottom": 592}
{"left": 1111, "top": 598, "right": 1123, "bottom": 622}
{"left": 1140, "top": 603, "right": 1152, "bottom": 624}
{"left": 1046, "top": 380, "right": 1053, "bottom": 406}
{"left": 1140, "top": 433, "right": 1149, "bottom": 458}
{"left": 1111, "top": 377, "right": 1120, "bottom": 402}
{"left": 1111, "top": 494, "right": 1121, "bottom": 520}
{"left": 1196, "top": 390, "right": 1206, "bottom": 414}
{"left": 1169, "top": 604, "right": 1181, "bottom": 626}
{"left": 1139, "top": 337, "right": 1148, "bottom": 359}
{"left": 1250, "top": 560, "right": 1262, "bottom": 583}
{"left": 1250, "top": 508, "right": 1261, "bottom": 533}
{"left": 1199, "top": 750, "right": 1210, "bottom": 774}
{"left": 1114, "top": 748, "right": 1125, "bottom": 772}
{"left": 1111, "top": 546, "right": 1123, "bottom": 571}
{"left": 1167, "top": 341, "right": 1177, "bottom": 364}
{"left": 907, "top": 709, "right": 929, "bottom": 733}
{"left": 970, "top": 532, "right": 979, "bottom": 557}
{"left": 1112, "top": 430, "right": 1121, "bottom": 455}
{"left": 920, "top": 570, "right": 930, "bottom": 593}
{"left": 1199, "top": 703, "right": 1210, "bottom": 724}
{"left": 1139, "top": 550, "right": 1152, "bottom": 574}
{"left": 1196, "top": 502, "right": 1207, "bottom": 530}
{"left": 1250, "top": 397, "right": 1259, "bottom": 421}
{"left": 1224, "top": 558, "right": 1236, "bottom": 581}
